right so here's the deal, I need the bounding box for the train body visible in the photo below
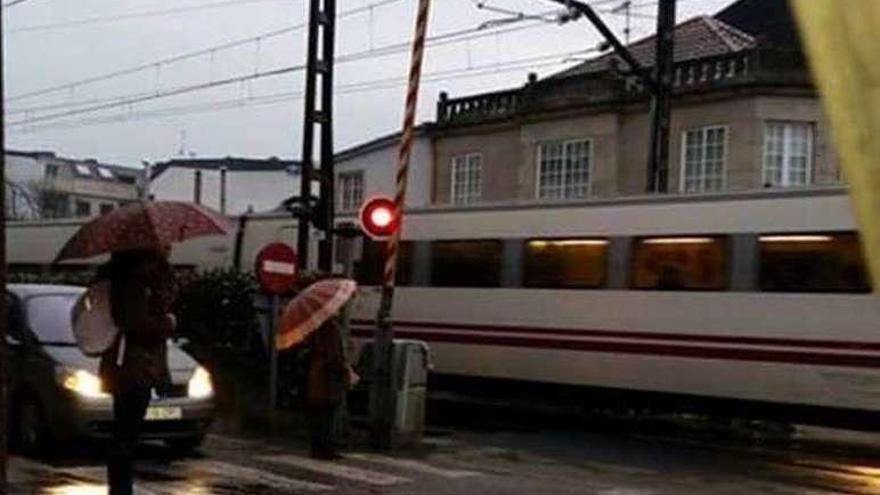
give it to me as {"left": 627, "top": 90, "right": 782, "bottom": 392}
{"left": 8, "top": 187, "right": 880, "bottom": 428}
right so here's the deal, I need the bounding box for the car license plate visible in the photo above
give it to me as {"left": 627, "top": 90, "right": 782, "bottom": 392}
{"left": 145, "top": 406, "right": 182, "bottom": 421}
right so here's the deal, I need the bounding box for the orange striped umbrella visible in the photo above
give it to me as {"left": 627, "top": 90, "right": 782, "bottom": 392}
{"left": 276, "top": 278, "right": 357, "bottom": 351}
{"left": 55, "top": 200, "right": 229, "bottom": 262}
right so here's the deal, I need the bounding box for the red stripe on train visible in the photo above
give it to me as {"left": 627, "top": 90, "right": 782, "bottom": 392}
{"left": 348, "top": 327, "right": 880, "bottom": 369}
{"left": 350, "top": 319, "right": 880, "bottom": 352}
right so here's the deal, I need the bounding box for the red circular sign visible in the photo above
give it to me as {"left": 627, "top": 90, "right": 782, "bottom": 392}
{"left": 255, "top": 242, "right": 298, "bottom": 295}
{"left": 359, "top": 196, "right": 398, "bottom": 240}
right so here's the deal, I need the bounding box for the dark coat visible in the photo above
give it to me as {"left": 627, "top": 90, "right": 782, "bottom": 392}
{"left": 305, "top": 320, "right": 350, "bottom": 408}
{"left": 98, "top": 254, "right": 178, "bottom": 394}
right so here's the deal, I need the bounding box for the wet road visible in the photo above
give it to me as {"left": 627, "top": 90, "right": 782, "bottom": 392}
{"left": 9, "top": 428, "right": 880, "bottom": 494}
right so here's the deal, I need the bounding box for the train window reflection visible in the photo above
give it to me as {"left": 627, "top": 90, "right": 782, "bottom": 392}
{"left": 431, "top": 240, "right": 502, "bottom": 287}
{"left": 759, "top": 232, "right": 870, "bottom": 293}
{"left": 523, "top": 239, "right": 609, "bottom": 288}
{"left": 354, "top": 240, "right": 413, "bottom": 286}
{"left": 632, "top": 236, "right": 728, "bottom": 290}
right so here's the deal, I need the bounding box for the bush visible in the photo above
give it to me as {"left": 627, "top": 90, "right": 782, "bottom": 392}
{"left": 174, "top": 268, "right": 261, "bottom": 358}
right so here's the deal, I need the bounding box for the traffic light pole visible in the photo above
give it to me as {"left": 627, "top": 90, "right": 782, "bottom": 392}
{"left": 370, "top": 0, "right": 432, "bottom": 450}
{"left": 298, "top": 0, "right": 337, "bottom": 272}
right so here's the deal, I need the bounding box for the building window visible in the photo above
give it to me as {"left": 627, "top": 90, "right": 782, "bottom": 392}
{"left": 523, "top": 238, "right": 609, "bottom": 288}
{"left": 632, "top": 236, "right": 728, "bottom": 290}
{"left": 75, "top": 200, "right": 91, "bottom": 218}
{"left": 450, "top": 154, "right": 482, "bottom": 204}
{"left": 762, "top": 122, "right": 814, "bottom": 187}
{"left": 45, "top": 164, "right": 59, "bottom": 178}
{"left": 74, "top": 164, "right": 92, "bottom": 176}
{"left": 537, "top": 139, "right": 592, "bottom": 200}
{"left": 338, "top": 171, "right": 364, "bottom": 212}
{"left": 431, "top": 240, "right": 502, "bottom": 287}
{"left": 681, "top": 126, "right": 726, "bottom": 193}
{"left": 759, "top": 233, "right": 870, "bottom": 293}
{"left": 99, "top": 203, "right": 115, "bottom": 215}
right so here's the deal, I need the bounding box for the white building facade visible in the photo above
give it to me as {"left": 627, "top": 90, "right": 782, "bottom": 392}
{"left": 5, "top": 150, "right": 143, "bottom": 220}
{"left": 149, "top": 158, "right": 300, "bottom": 215}
{"left": 333, "top": 127, "right": 433, "bottom": 217}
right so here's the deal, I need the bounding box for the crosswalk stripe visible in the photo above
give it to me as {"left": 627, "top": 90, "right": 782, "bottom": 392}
{"left": 258, "top": 454, "right": 412, "bottom": 486}
{"left": 53, "top": 460, "right": 333, "bottom": 493}
{"left": 345, "top": 453, "right": 480, "bottom": 479}
{"left": 189, "top": 460, "right": 334, "bottom": 492}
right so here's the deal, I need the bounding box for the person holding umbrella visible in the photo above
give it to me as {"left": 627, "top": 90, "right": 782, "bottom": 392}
{"left": 57, "top": 200, "right": 229, "bottom": 495}
{"left": 277, "top": 277, "right": 358, "bottom": 460}
{"left": 97, "top": 246, "right": 178, "bottom": 494}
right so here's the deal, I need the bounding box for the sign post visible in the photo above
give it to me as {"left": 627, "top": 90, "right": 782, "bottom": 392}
{"left": 255, "top": 242, "right": 299, "bottom": 407}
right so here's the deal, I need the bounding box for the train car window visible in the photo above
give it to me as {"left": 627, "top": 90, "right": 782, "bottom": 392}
{"left": 355, "top": 240, "right": 413, "bottom": 286}
{"left": 523, "top": 239, "right": 608, "bottom": 288}
{"left": 631, "top": 236, "right": 728, "bottom": 290}
{"left": 759, "top": 233, "right": 871, "bottom": 293}
{"left": 430, "top": 240, "right": 502, "bottom": 287}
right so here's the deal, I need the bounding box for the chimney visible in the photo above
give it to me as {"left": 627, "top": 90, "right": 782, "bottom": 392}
{"left": 193, "top": 169, "right": 202, "bottom": 205}
{"left": 219, "top": 166, "right": 228, "bottom": 214}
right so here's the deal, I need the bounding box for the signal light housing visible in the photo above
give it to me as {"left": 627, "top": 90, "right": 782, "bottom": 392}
{"left": 359, "top": 196, "right": 398, "bottom": 240}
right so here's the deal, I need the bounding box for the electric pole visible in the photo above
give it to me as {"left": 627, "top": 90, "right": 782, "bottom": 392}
{"left": 545, "top": 0, "right": 675, "bottom": 193}
{"left": 298, "top": 0, "right": 337, "bottom": 272}
{"left": 647, "top": 0, "right": 676, "bottom": 193}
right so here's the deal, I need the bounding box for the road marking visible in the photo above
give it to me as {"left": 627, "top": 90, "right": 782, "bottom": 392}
{"left": 259, "top": 454, "right": 412, "bottom": 486}
{"left": 190, "top": 460, "right": 334, "bottom": 492}
{"left": 346, "top": 453, "right": 480, "bottom": 479}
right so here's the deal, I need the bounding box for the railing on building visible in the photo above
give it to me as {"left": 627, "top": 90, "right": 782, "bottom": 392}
{"left": 436, "top": 49, "right": 809, "bottom": 126}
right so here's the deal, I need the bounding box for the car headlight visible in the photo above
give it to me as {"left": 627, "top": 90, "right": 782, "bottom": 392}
{"left": 188, "top": 366, "right": 213, "bottom": 399}
{"left": 61, "top": 369, "right": 109, "bottom": 399}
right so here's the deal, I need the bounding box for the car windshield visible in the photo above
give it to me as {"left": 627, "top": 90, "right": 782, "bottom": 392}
{"left": 26, "top": 294, "right": 80, "bottom": 345}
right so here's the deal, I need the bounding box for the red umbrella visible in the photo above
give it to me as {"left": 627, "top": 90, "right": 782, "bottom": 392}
{"left": 276, "top": 278, "right": 357, "bottom": 351}
{"left": 55, "top": 200, "right": 230, "bottom": 262}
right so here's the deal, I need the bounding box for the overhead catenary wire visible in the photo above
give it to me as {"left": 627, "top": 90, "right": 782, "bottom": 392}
{"left": 12, "top": 48, "right": 594, "bottom": 134}
{"left": 6, "top": 0, "right": 406, "bottom": 102}
{"left": 8, "top": 0, "right": 295, "bottom": 34}
{"left": 7, "top": 19, "right": 548, "bottom": 120}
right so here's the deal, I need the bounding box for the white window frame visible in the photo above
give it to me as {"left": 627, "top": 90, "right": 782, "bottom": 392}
{"left": 679, "top": 125, "right": 728, "bottom": 193}
{"left": 535, "top": 138, "right": 593, "bottom": 200}
{"left": 761, "top": 121, "right": 815, "bottom": 187}
{"left": 450, "top": 153, "right": 483, "bottom": 205}
{"left": 337, "top": 170, "right": 364, "bottom": 212}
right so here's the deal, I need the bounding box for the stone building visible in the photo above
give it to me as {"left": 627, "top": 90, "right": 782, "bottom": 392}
{"left": 429, "top": 0, "right": 836, "bottom": 205}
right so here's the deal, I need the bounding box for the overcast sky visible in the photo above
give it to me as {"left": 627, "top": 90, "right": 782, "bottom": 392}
{"left": 5, "top": 0, "right": 732, "bottom": 167}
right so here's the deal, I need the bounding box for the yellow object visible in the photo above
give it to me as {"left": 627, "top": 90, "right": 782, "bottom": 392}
{"left": 62, "top": 369, "right": 109, "bottom": 399}
{"left": 791, "top": 0, "right": 880, "bottom": 290}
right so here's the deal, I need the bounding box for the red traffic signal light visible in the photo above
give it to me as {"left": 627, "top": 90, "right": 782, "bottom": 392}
{"left": 359, "top": 196, "right": 398, "bottom": 240}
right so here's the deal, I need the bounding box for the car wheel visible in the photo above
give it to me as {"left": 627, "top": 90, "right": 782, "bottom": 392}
{"left": 164, "top": 435, "right": 205, "bottom": 454}
{"left": 14, "top": 392, "right": 51, "bottom": 457}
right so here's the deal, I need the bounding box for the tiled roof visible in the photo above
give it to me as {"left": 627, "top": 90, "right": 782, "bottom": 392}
{"left": 553, "top": 16, "right": 757, "bottom": 78}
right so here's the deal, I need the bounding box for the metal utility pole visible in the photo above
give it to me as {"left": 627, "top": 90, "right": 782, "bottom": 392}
{"left": 647, "top": 0, "right": 676, "bottom": 193}
{"left": 370, "top": 0, "right": 432, "bottom": 450}
{"left": 298, "top": 0, "right": 337, "bottom": 272}
{"left": 545, "top": 0, "right": 675, "bottom": 192}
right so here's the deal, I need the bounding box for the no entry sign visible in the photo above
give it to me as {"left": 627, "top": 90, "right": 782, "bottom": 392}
{"left": 255, "top": 242, "right": 298, "bottom": 295}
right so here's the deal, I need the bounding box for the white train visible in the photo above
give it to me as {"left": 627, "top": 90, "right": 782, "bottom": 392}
{"left": 8, "top": 186, "right": 880, "bottom": 428}
{"left": 345, "top": 187, "right": 880, "bottom": 429}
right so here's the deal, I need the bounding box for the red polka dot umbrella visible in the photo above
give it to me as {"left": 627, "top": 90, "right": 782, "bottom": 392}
{"left": 55, "top": 200, "right": 231, "bottom": 262}
{"left": 276, "top": 278, "right": 357, "bottom": 351}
